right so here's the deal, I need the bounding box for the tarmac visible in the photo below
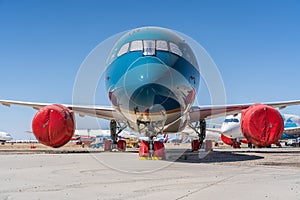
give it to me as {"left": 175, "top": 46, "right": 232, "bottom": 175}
{"left": 1, "top": 145, "right": 300, "bottom": 200}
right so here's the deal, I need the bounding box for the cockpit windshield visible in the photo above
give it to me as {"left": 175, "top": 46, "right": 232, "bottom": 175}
{"left": 224, "top": 118, "right": 239, "bottom": 123}
{"left": 143, "top": 40, "right": 155, "bottom": 56}
{"left": 116, "top": 39, "right": 183, "bottom": 58}
{"left": 130, "top": 40, "right": 143, "bottom": 51}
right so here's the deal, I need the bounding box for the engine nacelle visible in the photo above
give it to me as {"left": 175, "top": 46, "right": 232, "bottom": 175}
{"left": 32, "top": 104, "right": 75, "bottom": 148}
{"left": 241, "top": 104, "right": 284, "bottom": 147}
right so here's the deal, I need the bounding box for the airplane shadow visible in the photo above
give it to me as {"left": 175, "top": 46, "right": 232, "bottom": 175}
{"left": 166, "top": 151, "right": 264, "bottom": 164}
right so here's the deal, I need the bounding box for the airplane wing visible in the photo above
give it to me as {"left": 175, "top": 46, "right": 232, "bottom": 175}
{"left": 189, "top": 100, "right": 300, "bottom": 123}
{"left": 0, "top": 100, "right": 118, "bottom": 120}
{"left": 284, "top": 127, "right": 300, "bottom": 136}
{"left": 206, "top": 127, "right": 222, "bottom": 134}
{"left": 2, "top": 99, "right": 300, "bottom": 124}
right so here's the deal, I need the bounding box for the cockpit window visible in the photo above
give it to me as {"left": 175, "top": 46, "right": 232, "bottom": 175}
{"left": 169, "top": 42, "right": 182, "bottom": 56}
{"left": 143, "top": 40, "right": 155, "bottom": 56}
{"left": 130, "top": 40, "right": 143, "bottom": 52}
{"left": 115, "top": 40, "right": 185, "bottom": 59}
{"left": 224, "top": 118, "right": 239, "bottom": 123}
{"left": 117, "top": 43, "right": 129, "bottom": 57}
{"left": 156, "top": 40, "right": 168, "bottom": 51}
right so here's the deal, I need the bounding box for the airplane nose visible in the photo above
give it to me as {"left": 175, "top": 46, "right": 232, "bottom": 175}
{"left": 108, "top": 56, "right": 183, "bottom": 115}
{"left": 121, "top": 57, "right": 178, "bottom": 111}
{"left": 123, "top": 57, "right": 173, "bottom": 94}
{"left": 129, "top": 83, "right": 180, "bottom": 112}
{"left": 221, "top": 124, "right": 232, "bottom": 134}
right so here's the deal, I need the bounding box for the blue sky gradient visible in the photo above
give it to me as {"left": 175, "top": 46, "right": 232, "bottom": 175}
{"left": 1, "top": 0, "right": 300, "bottom": 139}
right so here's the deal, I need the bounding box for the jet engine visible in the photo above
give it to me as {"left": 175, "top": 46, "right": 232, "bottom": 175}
{"left": 240, "top": 104, "right": 284, "bottom": 147}
{"left": 32, "top": 104, "right": 75, "bottom": 148}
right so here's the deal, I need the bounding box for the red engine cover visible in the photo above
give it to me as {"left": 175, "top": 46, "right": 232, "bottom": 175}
{"left": 241, "top": 104, "right": 284, "bottom": 147}
{"left": 32, "top": 104, "right": 75, "bottom": 148}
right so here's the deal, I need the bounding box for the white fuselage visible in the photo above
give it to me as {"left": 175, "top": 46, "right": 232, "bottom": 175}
{"left": 220, "top": 114, "right": 243, "bottom": 138}
{"left": 0, "top": 131, "right": 13, "bottom": 142}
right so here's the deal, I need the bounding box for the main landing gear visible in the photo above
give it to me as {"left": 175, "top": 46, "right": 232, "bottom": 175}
{"left": 109, "top": 120, "right": 127, "bottom": 152}
{"left": 189, "top": 119, "right": 206, "bottom": 152}
{"left": 232, "top": 139, "right": 241, "bottom": 148}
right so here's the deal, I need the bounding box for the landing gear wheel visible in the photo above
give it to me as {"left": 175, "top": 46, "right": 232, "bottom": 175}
{"left": 153, "top": 141, "right": 165, "bottom": 160}
{"left": 139, "top": 140, "right": 166, "bottom": 160}
{"left": 139, "top": 140, "right": 150, "bottom": 159}
{"left": 232, "top": 141, "right": 241, "bottom": 148}
{"left": 231, "top": 139, "right": 241, "bottom": 148}
{"left": 248, "top": 142, "right": 253, "bottom": 148}
{"left": 191, "top": 140, "right": 200, "bottom": 152}
{"left": 117, "top": 140, "right": 126, "bottom": 152}
{"left": 104, "top": 140, "right": 112, "bottom": 151}
{"left": 275, "top": 142, "right": 282, "bottom": 148}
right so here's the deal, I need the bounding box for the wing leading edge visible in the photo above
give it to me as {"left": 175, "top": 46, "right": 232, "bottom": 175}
{"left": 0, "top": 100, "right": 117, "bottom": 120}
{"left": 189, "top": 100, "right": 300, "bottom": 123}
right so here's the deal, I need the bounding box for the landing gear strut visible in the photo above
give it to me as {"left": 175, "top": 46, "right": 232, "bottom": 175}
{"left": 136, "top": 114, "right": 166, "bottom": 160}
{"left": 139, "top": 129, "right": 166, "bottom": 160}
{"left": 109, "top": 120, "right": 127, "bottom": 151}
{"left": 199, "top": 119, "right": 206, "bottom": 148}
{"left": 149, "top": 137, "right": 154, "bottom": 158}
{"left": 189, "top": 119, "right": 206, "bottom": 151}
{"left": 110, "top": 120, "right": 118, "bottom": 144}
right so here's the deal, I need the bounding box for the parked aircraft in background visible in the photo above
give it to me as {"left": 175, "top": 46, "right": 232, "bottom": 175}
{"left": 0, "top": 131, "right": 13, "bottom": 144}
{"left": 1, "top": 27, "right": 300, "bottom": 159}
{"left": 211, "top": 113, "right": 300, "bottom": 148}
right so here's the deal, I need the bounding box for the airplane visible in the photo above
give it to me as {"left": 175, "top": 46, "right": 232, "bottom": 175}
{"left": 212, "top": 113, "right": 300, "bottom": 148}
{"left": 0, "top": 131, "right": 13, "bottom": 144}
{"left": 1, "top": 26, "right": 300, "bottom": 159}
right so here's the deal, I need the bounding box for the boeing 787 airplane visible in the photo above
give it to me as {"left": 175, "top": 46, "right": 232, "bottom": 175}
{"left": 1, "top": 27, "right": 300, "bottom": 159}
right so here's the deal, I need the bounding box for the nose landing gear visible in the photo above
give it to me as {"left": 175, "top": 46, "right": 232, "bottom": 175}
{"left": 139, "top": 138, "right": 166, "bottom": 160}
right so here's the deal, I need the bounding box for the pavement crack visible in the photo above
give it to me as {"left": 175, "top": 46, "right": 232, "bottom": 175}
{"left": 175, "top": 175, "right": 236, "bottom": 200}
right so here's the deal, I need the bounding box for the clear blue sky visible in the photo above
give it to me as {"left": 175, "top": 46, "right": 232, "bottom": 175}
{"left": 1, "top": 0, "right": 300, "bottom": 139}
